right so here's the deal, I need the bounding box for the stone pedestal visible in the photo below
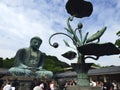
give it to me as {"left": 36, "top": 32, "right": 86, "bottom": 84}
{"left": 18, "top": 81, "right": 31, "bottom": 90}
{"left": 66, "top": 86, "right": 101, "bottom": 90}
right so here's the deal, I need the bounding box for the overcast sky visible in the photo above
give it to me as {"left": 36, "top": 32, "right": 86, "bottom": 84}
{"left": 0, "top": 0, "right": 120, "bottom": 66}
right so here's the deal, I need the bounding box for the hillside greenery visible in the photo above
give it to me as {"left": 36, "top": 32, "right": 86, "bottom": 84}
{"left": 0, "top": 55, "right": 108, "bottom": 73}
{"left": 115, "top": 31, "right": 120, "bottom": 48}
{"left": 0, "top": 55, "right": 70, "bottom": 73}
{"left": 44, "top": 56, "right": 70, "bottom": 73}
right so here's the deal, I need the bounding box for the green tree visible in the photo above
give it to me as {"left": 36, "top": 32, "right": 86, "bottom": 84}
{"left": 0, "top": 57, "right": 3, "bottom": 67}
{"left": 3, "top": 57, "right": 14, "bottom": 68}
{"left": 115, "top": 31, "right": 120, "bottom": 48}
{"left": 115, "top": 31, "right": 120, "bottom": 58}
{"left": 44, "top": 55, "right": 70, "bottom": 73}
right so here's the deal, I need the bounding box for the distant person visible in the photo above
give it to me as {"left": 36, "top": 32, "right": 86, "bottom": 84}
{"left": 11, "top": 78, "right": 19, "bottom": 90}
{"left": 50, "top": 79, "right": 60, "bottom": 90}
{"left": 90, "top": 80, "right": 96, "bottom": 87}
{"left": 33, "top": 80, "right": 44, "bottom": 90}
{"left": 30, "top": 78, "right": 38, "bottom": 90}
{"left": 8, "top": 36, "right": 53, "bottom": 78}
{"left": 112, "top": 80, "right": 119, "bottom": 90}
{"left": 0, "top": 79, "right": 4, "bottom": 90}
{"left": 3, "top": 78, "right": 12, "bottom": 90}
{"left": 102, "top": 81, "right": 114, "bottom": 90}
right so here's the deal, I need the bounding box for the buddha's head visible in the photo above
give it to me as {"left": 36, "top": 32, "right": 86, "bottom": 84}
{"left": 30, "top": 36, "right": 42, "bottom": 51}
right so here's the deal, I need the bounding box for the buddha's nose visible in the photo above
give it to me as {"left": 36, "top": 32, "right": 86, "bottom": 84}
{"left": 35, "top": 42, "right": 39, "bottom": 46}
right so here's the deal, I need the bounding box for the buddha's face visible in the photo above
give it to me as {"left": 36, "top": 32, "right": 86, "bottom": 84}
{"left": 30, "top": 38, "right": 42, "bottom": 51}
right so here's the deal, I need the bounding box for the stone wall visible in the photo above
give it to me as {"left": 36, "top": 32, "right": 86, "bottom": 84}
{"left": 66, "top": 86, "right": 101, "bottom": 90}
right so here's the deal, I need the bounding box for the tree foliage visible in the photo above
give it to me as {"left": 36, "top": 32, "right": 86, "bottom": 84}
{"left": 0, "top": 57, "right": 3, "bottom": 67}
{"left": 115, "top": 31, "right": 120, "bottom": 48}
{"left": 2, "top": 57, "right": 14, "bottom": 68}
{"left": 44, "top": 55, "right": 70, "bottom": 73}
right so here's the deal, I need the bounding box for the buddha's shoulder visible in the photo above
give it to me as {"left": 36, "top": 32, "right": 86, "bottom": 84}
{"left": 17, "top": 48, "right": 30, "bottom": 53}
{"left": 39, "top": 51, "right": 46, "bottom": 56}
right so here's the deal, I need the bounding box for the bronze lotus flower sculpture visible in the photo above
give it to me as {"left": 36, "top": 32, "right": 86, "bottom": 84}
{"left": 66, "top": 0, "right": 93, "bottom": 18}
{"left": 49, "top": 0, "right": 120, "bottom": 86}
